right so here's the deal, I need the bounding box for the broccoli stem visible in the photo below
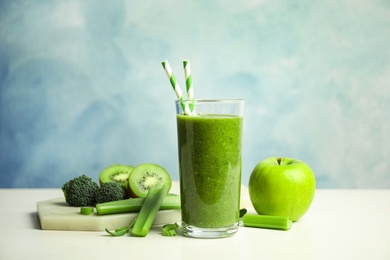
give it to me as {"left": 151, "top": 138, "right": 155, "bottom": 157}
{"left": 131, "top": 185, "right": 169, "bottom": 237}
{"left": 95, "top": 194, "right": 180, "bottom": 215}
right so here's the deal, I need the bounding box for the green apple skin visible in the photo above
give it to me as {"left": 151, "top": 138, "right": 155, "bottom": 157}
{"left": 248, "top": 157, "right": 316, "bottom": 222}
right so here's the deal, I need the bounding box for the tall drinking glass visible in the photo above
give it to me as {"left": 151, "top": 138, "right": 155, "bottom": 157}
{"left": 176, "top": 99, "right": 244, "bottom": 238}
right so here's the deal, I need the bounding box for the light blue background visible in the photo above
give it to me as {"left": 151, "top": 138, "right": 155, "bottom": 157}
{"left": 1, "top": 0, "right": 389, "bottom": 188}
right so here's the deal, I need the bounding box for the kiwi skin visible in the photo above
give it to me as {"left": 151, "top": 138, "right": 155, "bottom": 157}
{"left": 128, "top": 163, "right": 172, "bottom": 198}
{"left": 99, "top": 164, "right": 134, "bottom": 198}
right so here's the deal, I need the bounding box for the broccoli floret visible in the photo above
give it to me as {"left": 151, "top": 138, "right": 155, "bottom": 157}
{"left": 62, "top": 174, "right": 99, "bottom": 206}
{"left": 95, "top": 182, "right": 127, "bottom": 204}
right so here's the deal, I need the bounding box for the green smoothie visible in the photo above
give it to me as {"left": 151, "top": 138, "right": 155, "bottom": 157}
{"left": 177, "top": 114, "right": 243, "bottom": 228}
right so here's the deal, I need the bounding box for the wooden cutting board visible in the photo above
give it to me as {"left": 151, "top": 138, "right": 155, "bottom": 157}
{"left": 37, "top": 182, "right": 251, "bottom": 231}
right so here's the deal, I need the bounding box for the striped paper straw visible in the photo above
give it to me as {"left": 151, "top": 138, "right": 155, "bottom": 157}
{"left": 161, "top": 60, "right": 193, "bottom": 115}
{"left": 183, "top": 60, "right": 195, "bottom": 113}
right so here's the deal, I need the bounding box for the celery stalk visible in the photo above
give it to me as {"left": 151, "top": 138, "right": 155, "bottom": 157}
{"left": 80, "top": 207, "right": 94, "bottom": 215}
{"left": 131, "top": 185, "right": 169, "bottom": 237}
{"left": 95, "top": 194, "right": 180, "bottom": 215}
{"left": 243, "top": 214, "right": 292, "bottom": 231}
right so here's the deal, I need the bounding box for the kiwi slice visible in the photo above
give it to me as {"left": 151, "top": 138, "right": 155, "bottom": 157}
{"left": 99, "top": 164, "right": 134, "bottom": 197}
{"left": 128, "top": 163, "right": 172, "bottom": 198}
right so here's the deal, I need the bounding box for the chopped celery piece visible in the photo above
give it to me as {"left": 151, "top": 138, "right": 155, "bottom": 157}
{"left": 162, "top": 223, "right": 179, "bottom": 236}
{"left": 131, "top": 185, "right": 169, "bottom": 237}
{"left": 95, "top": 194, "right": 180, "bottom": 215}
{"left": 243, "top": 214, "right": 292, "bottom": 231}
{"left": 80, "top": 207, "right": 94, "bottom": 215}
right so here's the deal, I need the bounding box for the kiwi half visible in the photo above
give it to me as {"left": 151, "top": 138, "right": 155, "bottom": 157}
{"left": 99, "top": 164, "right": 134, "bottom": 197}
{"left": 128, "top": 163, "right": 172, "bottom": 198}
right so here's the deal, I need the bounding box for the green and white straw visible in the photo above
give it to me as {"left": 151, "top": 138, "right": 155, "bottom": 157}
{"left": 183, "top": 60, "right": 195, "bottom": 113}
{"left": 161, "top": 60, "right": 194, "bottom": 115}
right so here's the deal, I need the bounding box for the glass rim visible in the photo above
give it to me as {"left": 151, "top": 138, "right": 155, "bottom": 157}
{"left": 175, "top": 99, "right": 244, "bottom": 103}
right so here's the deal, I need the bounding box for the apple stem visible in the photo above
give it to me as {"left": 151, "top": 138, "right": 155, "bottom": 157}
{"left": 277, "top": 158, "right": 282, "bottom": 165}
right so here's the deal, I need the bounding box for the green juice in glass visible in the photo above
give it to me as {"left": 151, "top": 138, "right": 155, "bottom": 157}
{"left": 177, "top": 113, "right": 243, "bottom": 237}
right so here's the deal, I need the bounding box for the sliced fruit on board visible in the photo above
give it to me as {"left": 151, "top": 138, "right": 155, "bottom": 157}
{"left": 36, "top": 182, "right": 251, "bottom": 231}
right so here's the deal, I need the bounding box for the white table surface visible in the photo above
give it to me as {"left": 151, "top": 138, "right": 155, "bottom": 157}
{"left": 1, "top": 185, "right": 389, "bottom": 260}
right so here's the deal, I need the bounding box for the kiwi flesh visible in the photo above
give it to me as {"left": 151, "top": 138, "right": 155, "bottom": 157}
{"left": 128, "top": 163, "right": 172, "bottom": 198}
{"left": 99, "top": 164, "right": 134, "bottom": 197}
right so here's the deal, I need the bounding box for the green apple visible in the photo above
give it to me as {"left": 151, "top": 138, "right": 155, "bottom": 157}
{"left": 248, "top": 157, "right": 316, "bottom": 222}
